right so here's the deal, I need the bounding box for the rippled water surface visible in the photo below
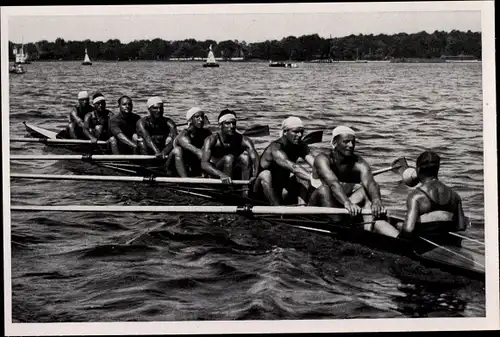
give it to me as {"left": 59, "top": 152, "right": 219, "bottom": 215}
{"left": 8, "top": 61, "right": 486, "bottom": 322}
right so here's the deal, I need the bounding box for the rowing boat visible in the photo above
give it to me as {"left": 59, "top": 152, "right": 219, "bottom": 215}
{"left": 11, "top": 122, "right": 486, "bottom": 280}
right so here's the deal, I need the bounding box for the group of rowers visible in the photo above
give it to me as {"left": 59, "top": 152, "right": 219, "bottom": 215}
{"left": 67, "top": 90, "right": 468, "bottom": 239}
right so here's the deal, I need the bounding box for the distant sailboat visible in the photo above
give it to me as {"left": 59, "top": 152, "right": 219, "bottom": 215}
{"left": 82, "top": 48, "right": 92, "bottom": 65}
{"left": 13, "top": 45, "right": 30, "bottom": 64}
{"left": 203, "top": 44, "right": 219, "bottom": 68}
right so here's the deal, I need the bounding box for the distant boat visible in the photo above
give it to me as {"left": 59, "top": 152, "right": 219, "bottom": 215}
{"left": 13, "top": 45, "right": 30, "bottom": 64}
{"left": 9, "top": 63, "right": 26, "bottom": 74}
{"left": 203, "top": 44, "right": 219, "bottom": 68}
{"left": 269, "top": 61, "right": 298, "bottom": 68}
{"left": 82, "top": 48, "right": 92, "bottom": 65}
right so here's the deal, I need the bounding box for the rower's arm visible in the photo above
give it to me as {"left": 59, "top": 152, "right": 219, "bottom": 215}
{"left": 358, "top": 161, "right": 383, "bottom": 204}
{"left": 304, "top": 153, "right": 315, "bottom": 168}
{"left": 82, "top": 113, "right": 96, "bottom": 141}
{"left": 242, "top": 136, "right": 260, "bottom": 178}
{"left": 69, "top": 107, "right": 85, "bottom": 128}
{"left": 200, "top": 136, "right": 226, "bottom": 178}
{"left": 161, "top": 119, "right": 178, "bottom": 155}
{"left": 273, "top": 149, "right": 310, "bottom": 181}
{"left": 315, "top": 154, "right": 351, "bottom": 205}
{"left": 110, "top": 119, "right": 136, "bottom": 149}
{"left": 136, "top": 119, "right": 160, "bottom": 154}
{"left": 177, "top": 133, "right": 203, "bottom": 159}
{"left": 402, "top": 194, "right": 419, "bottom": 233}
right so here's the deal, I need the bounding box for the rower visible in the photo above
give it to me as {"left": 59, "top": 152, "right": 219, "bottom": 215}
{"left": 108, "top": 96, "right": 141, "bottom": 154}
{"left": 83, "top": 92, "right": 114, "bottom": 142}
{"left": 374, "top": 151, "right": 468, "bottom": 238}
{"left": 308, "top": 126, "right": 387, "bottom": 229}
{"left": 200, "top": 109, "right": 259, "bottom": 188}
{"left": 67, "top": 91, "right": 94, "bottom": 139}
{"left": 252, "top": 116, "right": 315, "bottom": 205}
{"left": 136, "top": 96, "right": 178, "bottom": 158}
{"left": 171, "top": 107, "right": 212, "bottom": 177}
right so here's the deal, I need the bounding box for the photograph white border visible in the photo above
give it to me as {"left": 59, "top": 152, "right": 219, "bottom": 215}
{"left": 2, "top": 1, "right": 498, "bottom": 335}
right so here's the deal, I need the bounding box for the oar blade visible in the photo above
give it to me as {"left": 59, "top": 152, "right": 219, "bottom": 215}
{"left": 303, "top": 130, "right": 323, "bottom": 145}
{"left": 391, "top": 157, "right": 409, "bottom": 175}
{"left": 242, "top": 125, "right": 270, "bottom": 137}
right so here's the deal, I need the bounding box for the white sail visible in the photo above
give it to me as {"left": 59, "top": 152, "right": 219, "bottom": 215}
{"left": 83, "top": 48, "right": 92, "bottom": 64}
{"left": 206, "top": 44, "right": 217, "bottom": 64}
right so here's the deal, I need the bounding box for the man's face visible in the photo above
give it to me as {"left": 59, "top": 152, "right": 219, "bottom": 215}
{"left": 220, "top": 118, "right": 236, "bottom": 135}
{"left": 149, "top": 103, "right": 164, "bottom": 119}
{"left": 335, "top": 134, "right": 356, "bottom": 156}
{"left": 191, "top": 111, "right": 206, "bottom": 129}
{"left": 94, "top": 100, "right": 106, "bottom": 112}
{"left": 78, "top": 98, "right": 89, "bottom": 107}
{"left": 119, "top": 97, "right": 133, "bottom": 114}
{"left": 285, "top": 127, "right": 304, "bottom": 144}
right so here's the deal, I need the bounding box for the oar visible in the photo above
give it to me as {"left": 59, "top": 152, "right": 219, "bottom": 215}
{"left": 10, "top": 204, "right": 378, "bottom": 215}
{"left": 303, "top": 130, "right": 323, "bottom": 145}
{"left": 10, "top": 137, "right": 108, "bottom": 145}
{"left": 10, "top": 154, "right": 157, "bottom": 161}
{"left": 239, "top": 124, "right": 270, "bottom": 137}
{"left": 372, "top": 157, "right": 406, "bottom": 175}
{"left": 10, "top": 173, "right": 250, "bottom": 185}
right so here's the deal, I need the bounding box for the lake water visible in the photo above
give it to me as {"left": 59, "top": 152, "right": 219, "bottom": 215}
{"left": 8, "top": 61, "right": 486, "bottom": 322}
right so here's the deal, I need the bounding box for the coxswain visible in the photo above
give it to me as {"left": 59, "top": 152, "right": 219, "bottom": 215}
{"left": 308, "top": 126, "right": 388, "bottom": 230}
{"left": 66, "top": 91, "right": 94, "bottom": 139}
{"left": 252, "top": 116, "right": 315, "bottom": 205}
{"left": 136, "top": 96, "right": 178, "bottom": 158}
{"left": 108, "top": 95, "right": 141, "bottom": 154}
{"left": 373, "top": 151, "right": 468, "bottom": 238}
{"left": 171, "top": 107, "right": 212, "bottom": 177}
{"left": 200, "top": 109, "right": 259, "bottom": 187}
{"left": 83, "top": 92, "right": 114, "bottom": 141}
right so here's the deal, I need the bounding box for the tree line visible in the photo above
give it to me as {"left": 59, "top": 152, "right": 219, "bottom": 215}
{"left": 9, "top": 29, "right": 481, "bottom": 62}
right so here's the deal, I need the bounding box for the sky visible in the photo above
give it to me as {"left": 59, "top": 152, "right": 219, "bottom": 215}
{"left": 4, "top": 2, "right": 483, "bottom": 44}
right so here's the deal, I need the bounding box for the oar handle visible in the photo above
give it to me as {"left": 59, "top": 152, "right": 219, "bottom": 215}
{"left": 10, "top": 154, "right": 157, "bottom": 161}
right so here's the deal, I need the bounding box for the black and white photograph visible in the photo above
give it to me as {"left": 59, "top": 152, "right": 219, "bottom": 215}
{"left": 2, "top": 2, "right": 498, "bottom": 335}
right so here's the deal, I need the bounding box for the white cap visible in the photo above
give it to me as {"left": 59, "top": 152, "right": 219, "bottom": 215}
{"left": 281, "top": 116, "right": 304, "bottom": 130}
{"left": 186, "top": 107, "right": 203, "bottom": 121}
{"left": 147, "top": 96, "right": 163, "bottom": 108}
{"left": 77, "top": 91, "right": 89, "bottom": 99}
{"left": 331, "top": 126, "right": 355, "bottom": 140}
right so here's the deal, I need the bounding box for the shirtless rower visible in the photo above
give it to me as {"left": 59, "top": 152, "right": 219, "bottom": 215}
{"left": 83, "top": 92, "right": 114, "bottom": 142}
{"left": 171, "top": 107, "right": 212, "bottom": 177}
{"left": 200, "top": 109, "right": 259, "bottom": 187}
{"left": 252, "top": 116, "right": 315, "bottom": 205}
{"left": 374, "top": 151, "right": 468, "bottom": 238}
{"left": 136, "top": 96, "right": 178, "bottom": 158}
{"left": 66, "top": 91, "right": 94, "bottom": 139}
{"left": 308, "top": 126, "right": 387, "bottom": 229}
{"left": 108, "top": 95, "right": 141, "bottom": 154}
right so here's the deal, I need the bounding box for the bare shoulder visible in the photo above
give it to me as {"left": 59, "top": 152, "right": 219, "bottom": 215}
{"left": 353, "top": 155, "right": 371, "bottom": 172}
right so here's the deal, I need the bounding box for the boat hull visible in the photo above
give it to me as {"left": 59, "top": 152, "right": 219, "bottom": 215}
{"left": 203, "top": 63, "right": 219, "bottom": 67}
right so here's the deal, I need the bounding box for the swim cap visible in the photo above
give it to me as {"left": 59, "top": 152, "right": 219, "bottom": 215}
{"left": 147, "top": 96, "right": 163, "bottom": 109}
{"left": 280, "top": 116, "right": 304, "bottom": 136}
{"left": 218, "top": 109, "right": 237, "bottom": 124}
{"left": 92, "top": 92, "right": 105, "bottom": 104}
{"left": 78, "top": 91, "right": 89, "bottom": 99}
{"left": 186, "top": 107, "right": 203, "bottom": 121}
{"left": 417, "top": 150, "right": 440, "bottom": 168}
{"left": 330, "top": 125, "right": 355, "bottom": 148}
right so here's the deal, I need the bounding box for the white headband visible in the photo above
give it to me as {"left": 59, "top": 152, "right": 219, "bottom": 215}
{"left": 147, "top": 96, "right": 163, "bottom": 108}
{"left": 186, "top": 107, "right": 203, "bottom": 121}
{"left": 280, "top": 116, "right": 304, "bottom": 136}
{"left": 330, "top": 126, "right": 355, "bottom": 148}
{"left": 218, "top": 113, "right": 236, "bottom": 124}
{"left": 78, "top": 91, "right": 89, "bottom": 99}
{"left": 92, "top": 96, "right": 105, "bottom": 104}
